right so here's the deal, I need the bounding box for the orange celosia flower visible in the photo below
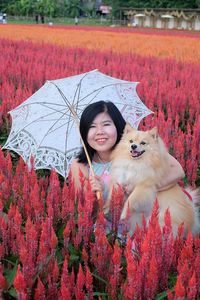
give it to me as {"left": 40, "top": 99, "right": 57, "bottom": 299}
{"left": 0, "top": 24, "right": 200, "bottom": 64}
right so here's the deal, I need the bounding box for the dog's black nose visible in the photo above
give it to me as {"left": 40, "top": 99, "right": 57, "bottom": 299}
{"left": 131, "top": 144, "right": 137, "bottom": 150}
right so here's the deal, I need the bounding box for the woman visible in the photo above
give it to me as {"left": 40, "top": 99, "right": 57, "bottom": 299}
{"left": 70, "top": 100, "right": 185, "bottom": 201}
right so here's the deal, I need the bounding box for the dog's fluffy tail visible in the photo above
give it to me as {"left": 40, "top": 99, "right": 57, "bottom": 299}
{"left": 185, "top": 187, "right": 200, "bottom": 236}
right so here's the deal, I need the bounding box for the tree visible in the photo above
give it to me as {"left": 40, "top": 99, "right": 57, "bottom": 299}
{"left": 18, "top": 0, "right": 34, "bottom": 16}
{"left": 65, "top": 0, "right": 85, "bottom": 17}
{"left": 1, "top": 0, "right": 200, "bottom": 17}
{"left": 196, "top": 0, "right": 200, "bottom": 7}
{"left": 108, "top": 0, "right": 200, "bottom": 9}
{"left": 34, "top": 0, "right": 57, "bottom": 18}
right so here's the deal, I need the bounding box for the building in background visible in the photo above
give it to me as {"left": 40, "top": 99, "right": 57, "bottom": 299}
{"left": 122, "top": 8, "right": 200, "bottom": 30}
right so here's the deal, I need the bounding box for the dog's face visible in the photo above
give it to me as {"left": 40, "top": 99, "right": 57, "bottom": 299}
{"left": 117, "top": 123, "right": 159, "bottom": 160}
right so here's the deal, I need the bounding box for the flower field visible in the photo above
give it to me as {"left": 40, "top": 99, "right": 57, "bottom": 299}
{"left": 0, "top": 24, "right": 200, "bottom": 299}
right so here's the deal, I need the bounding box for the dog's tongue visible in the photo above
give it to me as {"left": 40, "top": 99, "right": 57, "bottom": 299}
{"left": 132, "top": 151, "right": 141, "bottom": 157}
{"left": 131, "top": 150, "right": 145, "bottom": 158}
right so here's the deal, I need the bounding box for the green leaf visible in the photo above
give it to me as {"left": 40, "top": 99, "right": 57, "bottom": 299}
{"left": 69, "top": 253, "right": 80, "bottom": 261}
{"left": 92, "top": 272, "right": 108, "bottom": 285}
{"left": 155, "top": 288, "right": 174, "bottom": 300}
{"left": 168, "top": 273, "right": 177, "bottom": 288}
{"left": 4, "top": 260, "right": 18, "bottom": 289}
{"left": 93, "top": 291, "right": 109, "bottom": 297}
{"left": 68, "top": 253, "right": 80, "bottom": 269}
{"left": 33, "top": 254, "right": 52, "bottom": 283}
{"left": 56, "top": 247, "right": 64, "bottom": 266}
{"left": 7, "top": 287, "right": 18, "bottom": 299}
{"left": 56, "top": 223, "right": 65, "bottom": 239}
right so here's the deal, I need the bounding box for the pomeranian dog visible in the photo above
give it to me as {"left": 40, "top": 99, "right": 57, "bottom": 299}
{"left": 104, "top": 123, "right": 200, "bottom": 236}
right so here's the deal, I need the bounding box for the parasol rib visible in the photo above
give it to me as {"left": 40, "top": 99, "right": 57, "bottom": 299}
{"left": 51, "top": 82, "right": 101, "bottom": 199}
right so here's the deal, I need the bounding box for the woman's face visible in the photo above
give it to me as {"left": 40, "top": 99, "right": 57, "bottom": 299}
{"left": 87, "top": 112, "right": 117, "bottom": 155}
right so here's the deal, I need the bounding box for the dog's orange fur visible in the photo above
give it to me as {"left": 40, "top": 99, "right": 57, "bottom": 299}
{"left": 104, "top": 124, "right": 200, "bottom": 236}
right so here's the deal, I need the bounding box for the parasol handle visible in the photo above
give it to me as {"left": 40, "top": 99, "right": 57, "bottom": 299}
{"left": 70, "top": 106, "right": 101, "bottom": 200}
{"left": 80, "top": 137, "right": 101, "bottom": 201}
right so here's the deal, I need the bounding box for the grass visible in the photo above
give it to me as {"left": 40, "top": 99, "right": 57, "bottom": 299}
{"left": 7, "top": 15, "right": 123, "bottom": 27}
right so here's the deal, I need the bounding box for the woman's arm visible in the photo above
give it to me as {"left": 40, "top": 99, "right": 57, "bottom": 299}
{"left": 69, "top": 159, "right": 103, "bottom": 195}
{"left": 157, "top": 154, "right": 185, "bottom": 191}
{"left": 69, "top": 159, "right": 89, "bottom": 191}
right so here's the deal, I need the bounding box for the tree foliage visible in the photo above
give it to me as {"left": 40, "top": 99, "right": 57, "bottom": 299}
{"left": 0, "top": 0, "right": 200, "bottom": 17}
{"left": 126, "top": 0, "right": 200, "bottom": 8}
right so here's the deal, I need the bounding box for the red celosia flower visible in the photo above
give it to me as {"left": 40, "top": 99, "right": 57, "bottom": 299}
{"left": 60, "top": 285, "right": 71, "bottom": 299}
{"left": 173, "top": 224, "right": 184, "bottom": 268}
{"left": 187, "top": 272, "right": 197, "bottom": 300}
{"left": 123, "top": 237, "right": 138, "bottom": 299}
{"left": 34, "top": 277, "right": 46, "bottom": 300}
{"left": 108, "top": 241, "right": 122, "bottom": 299}
{"left": 60, "top": 257, "right": 73, "bottom": 298}
{"left": 63, "top": 222, "right": 71, "bottom": 250}
{"left": 52, "top": 260, "right": 59, "bottom": 282}
{"left": 12, "top": 158, "right": 26, "bottom": 208}
{"left": 13, "top": 265, "right": 26, "bottom": 292}
{"left": 91, "top": 211, "right": 112, "bottom": 279}
{"left": 167, "top": 289, "right": 174, "bottom": 300}
{"left": 75, "top": 180, "right": 94, "bottom": 249}
{"left": 37, "top": 218, "right": 57, "bottom": 269}
{"left": 160, "top": 209, "right": 174, "bottom": 290}
{"left": 30, "top": 182, "right": 44, "bottom": 222}
{"left": 0, "top": 243, "right": 4, "bottom": 260}
{"left": 177, "top": 231, "right": 194, "bottom": 287}
{"left": 145, "top": 256, "right": 158, "bottom": 299}
{"left": 85, "top": 266, "right": 93, "bottom": 300}
{"left": 7, "top": 205, "right": 23, "bottom": 255}
{"left": 82, "top": 247, "right": 89, "bottom": 266}
{"left": 46, "top": 171, "right": 62, "bottom": 222}
{"left": 174, "top": 275, "right": 185, "bottom": 298}
{"left": 46, "top": 259, "right": 59, "bottom": 299}
{"left": 109, "top": 185, "right": 124, "bottom": 232}
{"left": 61, "top": 182, "right": 70, "bottom": 222}
{"left": 74, "top": 265, "right": 85, "bottom": 300}
{"left": 50, "top": 227, "right": 58, "bottom": 249}
{"left": 0, "top": 265, "right": 7, "bottom": 291}
{"left": 193, "top": 247, "right": 200, "bottom": 293}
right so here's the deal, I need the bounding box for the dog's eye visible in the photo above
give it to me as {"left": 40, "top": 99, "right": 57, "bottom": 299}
{"left": 129, "top": 139, "right": 133, "bottom": 143}
{"left": 140, "top": 141, "right": 146, "bottom": 145}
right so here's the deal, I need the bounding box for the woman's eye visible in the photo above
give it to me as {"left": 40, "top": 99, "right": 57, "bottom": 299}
{"left": 129, "top": 139, "right": 133, "bottom": 143}
{"left": 140, "top": 141, "right": 146, "bottom": 145}
{"left": 104, "top": 123, "right": 110, "bottom": 126}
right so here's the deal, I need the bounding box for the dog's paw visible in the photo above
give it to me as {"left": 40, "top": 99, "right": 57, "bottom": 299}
{"left": 120, "top": 199, "right": 153, "bottom": 220}
{"left": 120, "top": 208, "right": 126, "bottom": 220}
{"left": 120, "top": 201, "right": 130, "bottom": 220}
{"left": 103, "top": 204, "right": 110, "bottom": 215}
{"left": 131, "top": 200, "right": 153, "bottom": 218}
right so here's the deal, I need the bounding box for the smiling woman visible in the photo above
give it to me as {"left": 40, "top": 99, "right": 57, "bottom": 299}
{"left": 69, "top": 100, "right": 126, "bottom": 198}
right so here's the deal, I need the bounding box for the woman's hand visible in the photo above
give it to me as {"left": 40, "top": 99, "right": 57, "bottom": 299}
{"left": 89, "top": 174, "right": 104, "bottom": 194}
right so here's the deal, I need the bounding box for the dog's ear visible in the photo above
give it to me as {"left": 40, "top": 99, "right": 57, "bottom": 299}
{"left": 149, "top": 127, "right": 158, "bottom": 140}
{"left": 124, "top": 123, "right": 136, "bottom": 134}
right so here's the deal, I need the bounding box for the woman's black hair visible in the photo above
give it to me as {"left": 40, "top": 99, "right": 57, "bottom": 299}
{"left": 77, "top": 101, "right": 126, "bottom": 164}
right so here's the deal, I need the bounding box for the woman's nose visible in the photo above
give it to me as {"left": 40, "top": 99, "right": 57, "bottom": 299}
{"left": 96, "top": 125, "right": 104, "bottom": 134}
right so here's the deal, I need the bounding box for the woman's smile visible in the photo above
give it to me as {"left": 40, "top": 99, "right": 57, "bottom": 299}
{"left": 87, "top": 112, "right": 117, "bottom": 157}
{"left": 95, "top": 137, "right": 107, "bottom": 143}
